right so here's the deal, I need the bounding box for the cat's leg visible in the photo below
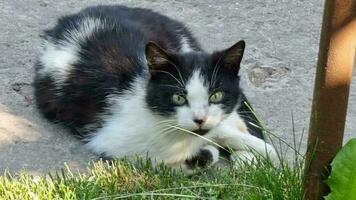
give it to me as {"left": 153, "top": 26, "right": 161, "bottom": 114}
{"left": 219, "top": 128, "right": 278, "bottom": 165}
{"left": 208, "top": 114, "right": 279, "bottom": 165}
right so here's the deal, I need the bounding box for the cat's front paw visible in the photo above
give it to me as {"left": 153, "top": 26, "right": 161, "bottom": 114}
{"left": 231, "top": 150, "right": 257, "bottom": 167}
{"left": 231, "top": 144, "right": 280, "bottom": 168}
{"left": 264, "top": 143, "right": 279, "bottom": 164}
{"left": 184, "top": 145, "right": 219, "bottom": 172}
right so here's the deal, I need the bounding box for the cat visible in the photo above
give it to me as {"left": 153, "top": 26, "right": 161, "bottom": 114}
{"left": 34, "top": 5, "right": 277, "bottom": 174}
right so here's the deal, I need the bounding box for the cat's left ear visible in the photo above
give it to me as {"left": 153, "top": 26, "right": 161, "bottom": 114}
{"left": 145, "top": 42, "right": 172, "bottom": 76}
{"left": 220, "top": 40, "right": 245, "bottom": 75}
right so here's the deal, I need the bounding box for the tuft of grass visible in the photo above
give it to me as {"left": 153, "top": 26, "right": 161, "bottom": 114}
{"left": 0, "top": 156, "right": 303, "bottom": 200}
{"left": 0, "top": 102, "right": 304, "bottom": 199}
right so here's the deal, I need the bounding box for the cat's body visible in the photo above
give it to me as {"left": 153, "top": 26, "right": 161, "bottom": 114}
{"left": 35, "top": 5, "right": 277, "bottom": 173}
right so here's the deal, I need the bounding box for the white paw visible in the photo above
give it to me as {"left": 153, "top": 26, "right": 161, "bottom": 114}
{"left": 231, "top": 144, "right": 280, "bottom": 168}
{"left": 231, "top": 150, "right": 257, "bottom": 168}
{"left": 263, "top": 143, "right": 280, "bottom": 165}
{"left": 231, "top": 150, "right": 257, "bottom": 169}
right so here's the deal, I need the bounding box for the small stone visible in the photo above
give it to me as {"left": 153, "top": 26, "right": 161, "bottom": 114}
{"left": 11, "top": 82, "right": 34, "bottom": 106}
{"left": 39, "top": 2, "right": 48, "bottom": 7}
{"left": 11, "top": 83, "right": 27, "bottom": 92}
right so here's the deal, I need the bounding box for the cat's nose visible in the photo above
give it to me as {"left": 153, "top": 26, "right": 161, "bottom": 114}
{"left": 193, "top": 118, "right": 206, "bottom": 126}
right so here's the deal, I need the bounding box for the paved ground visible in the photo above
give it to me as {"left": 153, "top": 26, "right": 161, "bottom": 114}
{"left": 0, "top": 0, "right": 355, "bottom": 175}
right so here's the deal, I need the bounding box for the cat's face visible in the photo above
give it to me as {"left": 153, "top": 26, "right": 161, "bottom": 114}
{"left": 145, "top": 41, "right": 245, "bottom": 135}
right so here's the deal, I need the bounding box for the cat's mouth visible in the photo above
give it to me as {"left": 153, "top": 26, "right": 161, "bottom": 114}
{"left": 193, "top": 129, "right": 209, "bottom": 136}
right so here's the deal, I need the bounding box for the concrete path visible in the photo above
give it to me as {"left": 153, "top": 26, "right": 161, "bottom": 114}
{"left": 1, "top": 0, "right": 355, "bottom": 175}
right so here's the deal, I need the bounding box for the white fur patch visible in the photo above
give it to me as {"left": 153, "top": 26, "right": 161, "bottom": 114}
{"left": 186, "top": 70, "right": 209, "bottom": 111}
{"left": 179, "top": 36, "right": 193, "bottom": 53}
{"left": 39, "top": 41, "right": 77, "bottom": 81}
{"left": 86, "top": 77, "right": 207, "bottom": 167}
{"left": 38, "top": 18, "right": 105, "bottom": 84}
{"left": 176, "top": 70, "right": 224, "bottom": 131}
{"left": 63, "top": 17, "right": 104, "bottom": 44}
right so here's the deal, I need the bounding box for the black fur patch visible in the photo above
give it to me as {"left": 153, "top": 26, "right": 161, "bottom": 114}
{"left": 34, "top": 73, "right": 59, "bottom": 121}
{"left": 238, "top": 95, "right": 265, "bottom": 139}
{"left": 218, "top": 147, "right": 232, "bottom": 161}
{"left": 185, "top": 149, "right": 213, "bottom": 169}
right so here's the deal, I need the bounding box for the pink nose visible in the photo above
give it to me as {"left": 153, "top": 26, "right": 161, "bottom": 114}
{"left": 193, "top": 118, "right": 206, "bottom": 126}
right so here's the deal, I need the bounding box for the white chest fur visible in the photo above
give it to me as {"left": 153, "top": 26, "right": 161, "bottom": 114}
{"left": 86, "top": 78, "right": 206, "bottom": 165}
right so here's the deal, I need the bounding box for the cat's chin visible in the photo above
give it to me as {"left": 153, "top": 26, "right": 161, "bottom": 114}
{"left": 193, "top": 129, "right": 209, "bottom": 136}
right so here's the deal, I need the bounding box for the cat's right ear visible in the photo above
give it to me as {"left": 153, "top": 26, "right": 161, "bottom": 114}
{"left": 219, "top": 40, "right": 245, "bottom": 75}
{"left": 145, "top": 42, "right": 171, "bottom": 76}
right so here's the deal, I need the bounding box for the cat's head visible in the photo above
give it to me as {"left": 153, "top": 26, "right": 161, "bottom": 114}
{"left": 145, "top": 41, "right": 245, "bottom": 135}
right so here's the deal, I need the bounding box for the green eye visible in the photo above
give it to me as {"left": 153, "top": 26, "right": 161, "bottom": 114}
{"left": 172, "top": 94, "right": 186, "bottom": 105}
{"left": 209, "top": 91, "right": 224, "bottom": 103}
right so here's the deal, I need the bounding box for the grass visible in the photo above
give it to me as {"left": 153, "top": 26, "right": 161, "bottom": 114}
{"left": 0, "top": 103, "right": 304, "bottom": 199}
{"left": 0, "top": 156, "right": 303, "bottom": 200}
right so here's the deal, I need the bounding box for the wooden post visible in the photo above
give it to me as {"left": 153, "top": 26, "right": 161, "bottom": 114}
{"left": 303, "top": 0, "right": 356, "bottom": 199}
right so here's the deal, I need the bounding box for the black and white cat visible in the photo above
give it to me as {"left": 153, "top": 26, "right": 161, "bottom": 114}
{"left": 34, "top": 5, "right": 277, "bottom": 173}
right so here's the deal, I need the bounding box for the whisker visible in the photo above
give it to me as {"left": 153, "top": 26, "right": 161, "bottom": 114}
{"left": 154, "top": 119, "right": 176, "bottom": 125}
{"left": 210, "top": 55, "right": 223, "bottom": 88}
{"left": 156, "top": 126, "right": 175, "bottom": 134}
{"left": 160, "top": 58, "right": 185, "bottom": 87}
{"left": 158, "top": 127, "right": 178, "bottom": 136}
{"left": 153, "top": 120, "right": 176, "bottom": 128}
{"left": 155, "top": 125, "right": 180, "bottom": 136}
{"left": 154, "top": 121, "right": 176, "bottom": 127}
{"left": 154, "top": 124, "right": 176, "bottom": 130}
{"left": 167, "top": 125, "right": 229, "bottom": 152}
{"left": 158, "top": 84, "right": 184, "bottom": 90}
{"left": 236, "top": 113, "right": 261, "bottom": 124}
{"left": 150, "top": 70, "right": 184, "bottom": 87}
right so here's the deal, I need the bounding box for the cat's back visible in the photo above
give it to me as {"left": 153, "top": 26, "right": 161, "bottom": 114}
{"left": 80, "top": 5, "right": 201, "bottom": 52}
{"left": 44, "top": 5, "right": 200, "bottom": 54}
{"left": 37, "top": 5, "right": 200, "bottom": 82}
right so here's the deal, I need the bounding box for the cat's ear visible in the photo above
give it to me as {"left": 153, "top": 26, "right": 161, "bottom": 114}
{"left": 221, "top": 40, "right": 245, "bottom": 75}
{"left": 145, "top": 42, "right": 171, "bottom": 75}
